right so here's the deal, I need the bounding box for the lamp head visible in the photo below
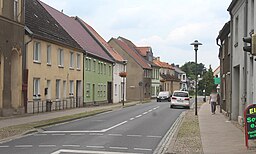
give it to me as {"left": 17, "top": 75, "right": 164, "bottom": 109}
{"left": 190, "top": 40, "right": 202, "bottom": 50}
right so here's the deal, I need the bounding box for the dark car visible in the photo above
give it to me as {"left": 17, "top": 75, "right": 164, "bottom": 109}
{"left": 156, "top": 91, "right": 171, "bottom": 102}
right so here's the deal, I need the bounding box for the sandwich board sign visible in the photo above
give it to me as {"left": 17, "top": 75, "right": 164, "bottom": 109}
{"left": 244, "top": 104, "right": 256, "bottom": 149}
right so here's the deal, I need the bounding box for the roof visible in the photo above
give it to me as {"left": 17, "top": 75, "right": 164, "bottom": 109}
{"left": 160, "top": 73, "right": 180, "bottom": 82}
{"left": 39, "top": 1, "right": 113, "bottom": 62}
{"left": 25, "top": 0, "right": 82, "bottom": 51}
{"left": 227, "top": 0, "right": 238, "bottom": 12}
{"left": 173, "top": 66, "right": 185, "bottom": 74}
{"left": 135, "top": 47, "right": 151, "bottom": 57}
{"left": 217, "top": 21, "right": 230, "bottom": 41}
{"left": 75, "top": 17, "right": 124, "bottom": 63}
{"left": 111, "top": 38, "right": 151, "bottom": 69}
{"left": 153, "top": 59, "right": 174, "bottom": 70}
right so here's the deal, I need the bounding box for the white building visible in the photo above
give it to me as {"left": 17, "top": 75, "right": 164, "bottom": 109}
{"left": 228, "top": 0, "right": 256, "bottom": 124}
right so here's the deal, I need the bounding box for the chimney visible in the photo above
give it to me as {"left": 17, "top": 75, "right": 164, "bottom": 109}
{"left": 156, "top": 57, "right": 160, "bottom": 61}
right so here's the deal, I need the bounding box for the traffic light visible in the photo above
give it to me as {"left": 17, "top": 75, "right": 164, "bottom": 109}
{"left": 243, "top": 34, "right": 256, "bottom": 55}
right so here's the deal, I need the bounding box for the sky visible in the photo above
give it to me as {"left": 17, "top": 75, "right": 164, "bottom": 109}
{"left": 41, "top": 0, "right": 231, "bottom": 70}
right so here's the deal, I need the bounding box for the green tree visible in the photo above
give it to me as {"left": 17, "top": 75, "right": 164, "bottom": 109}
{"left": 198, "top": 66, "right": 215, "bottom": 96}
{"left": 181, "top": 62, "right": 206, "bottom": 80}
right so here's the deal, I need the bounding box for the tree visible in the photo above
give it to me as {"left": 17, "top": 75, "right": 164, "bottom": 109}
{"left": 181, "top": 62, "right": 206, "bottom": 80}
{"left": 198, "top": 66, "right": 215, "bottom": 96}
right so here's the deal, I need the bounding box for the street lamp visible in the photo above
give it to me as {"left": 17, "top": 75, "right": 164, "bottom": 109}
{"left": 122, "top": 60, "right": 127, "bottom": 106}
{"left": 190, "top": 40, "right": 202, "bottom": 116}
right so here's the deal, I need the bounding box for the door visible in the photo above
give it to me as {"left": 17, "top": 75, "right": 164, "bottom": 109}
{"left": 76, "top": 80, "right": 82, "bottom": 107}
{"left": 107, "top": 82, "right": 112, "bottom": 103}
{"left": 92, "top": 84, "right": 95, "bottom": 104}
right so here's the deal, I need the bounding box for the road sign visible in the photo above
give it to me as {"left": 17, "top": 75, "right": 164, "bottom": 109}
{"left": 244, "top": 104, "right": 256, "bottom": 148}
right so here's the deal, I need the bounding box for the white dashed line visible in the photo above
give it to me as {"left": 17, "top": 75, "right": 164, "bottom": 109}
{"left": 39, "top": 145, "right": 56, "bottom": 148}
{"left": 52, "top": 134, "right": 65, "bottom": 136}
{"left": 108, "top": 134, "right": 122, "bottom": 136}
{"left": 34, "top": 134, "right": 47, "bottom": 136}
{"left": 127, "top": 135, "right": 142, "bottom": 137}
{"left": 148, "top": 109, "right": 153, "bottom": 112}
{"left": 109, "top": 146, "right": 128, "bottom": 150}
{"left": 147, "top": 135, "right": 162, "bottom": 138}
{"left": 89, "top": 133, "right": 104, "bottom": 136}
{"left": 134, "top": 147, "right": 152, "bottom": 151}
{"left": 0, "top": 146, "right": 9, "bottom": 148}
{"left": 70, "top": 133, "right": 86, "bottom": 136}
{"left": 15, "top": 145, "right": 33, "bottom": 148}
{"left": 62, "top": 145, "right": 80, "bottom": 147}
{"left": 143, "top": 112, "right": 148, "bottom": 115}
{"left": 86, "top": 145, "right": 105, "bottom": 149}
{"left": 130, "top": 118, "right": 135, "bottom": 120}
{"left": 135, "top": 115, "right": 142, "bottom": 118}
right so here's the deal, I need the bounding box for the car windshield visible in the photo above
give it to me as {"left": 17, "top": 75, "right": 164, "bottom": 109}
{"left": 173, "top": 92, "right": 188, "bottom": 97}
{"left": 159, "top": 92, "right": 169, "bottom": 96}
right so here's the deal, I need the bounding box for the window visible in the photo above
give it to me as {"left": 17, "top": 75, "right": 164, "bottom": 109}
{"left": 63, "top": 80, "right": 66, "bottom": 98}
{"left": 33, "top": 78, "right": 40, "bottom": 99}
{"left": 69, "top": 80, "right": 74, "bottom": 96}
{"left": 0, "top": 0, "right": 3, "bottom": 14}
{"left": 98, "top": 62, "right": 101, "bottom": 74}
{"left": 98, "top": 84, "right": 100, "bottom": 97}
{"left": 182, "top": 74, "right": 186, "bottom": 80}
{"left": 86, "top": 83, "right": 90, "bottom": 97}
{"left": 56, "top": 80, "right": 60, "bottom": 99}
{"left": 70, "top": 51, "right": 74, "bottom": 68}
{"left": 57, "top": 49, "right": 64, "bottom": 67}
{"left": 114, "top": 84, "right": 117, "bottom": 96}
{"left": 47, "top": 45, "right": 51, "bottom": 65}
{"left": 93, "top": 59, "right": 96, "bottom": 72}
{"left": 14, "top": 0, "right": 19, "bottom": 21}
{"left": 109, "top": 65, "right": 112, "bottom": 76}
{"left": 88, "top": 58, "right": 91, "bottom": 71}
{"left": 33, "top": 42, "right": 41, "bottom": 62}
{"left": 235, "top": 16, "right": 239, "bottom": 46}
{"left": 101, "top": 63, "right": 103, "bottom": 74}
{"left": 104, "top": 84, "right": 106, "bottom": 97}
{"left": 77, "top": 54, "right": 81, "bottom": 69}
{"left": 104, "top": 64, "right": 106, "bottom": 75}
{"left": 46, "top": 80, "right": 51, "bottom": 99}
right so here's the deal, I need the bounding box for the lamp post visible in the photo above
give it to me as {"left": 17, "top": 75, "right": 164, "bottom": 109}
{"left": 122, "top": 60, "right": 127, "bottom": 106}
{"left": 190, "top": 40, "right": 202, "bottom": 116}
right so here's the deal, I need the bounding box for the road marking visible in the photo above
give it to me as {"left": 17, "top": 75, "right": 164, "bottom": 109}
{"left": 70, "top": 133, "right": 86, "bottom": 136}
{"left": 143, "top": 112, "right": 148, "bottom": 115}
{"left": 34, "top": 134, "right": 47, "bottom": 136}
{"left": 134, "top": 148, "right": 152, "bottom": 151}
{"left": 108, "top": 134, "right": 122, "bottom": 136}
{"left": 109, "top": 146, "right": 128, "bottom": 150}
{"left": 147, "top": 135, "right": 162, "bottom": 138}
{"left": 51, "top": 149, "right": 140, "bottom": 154}
{"left": 86, "top": 145, "right": 105, "bottom": 149}
{"left": 62, "top": 145, "right": 81, "bottom": 147}
{"left": 0, "top": 145, "right": 9, "bottom": 148}
{"left": 135, "top": 115, "right": 142, "bottom": 118}
{"left": 148, "top": 109, "right": 153, "bottom": 112}
{"left": 89, "top": 133, "right": 104, "bottom": 136}
{"left": 39, "top": 145, "right": 56, "bottom": 148}
{"left": 44, "top": 121, "right": 128, "bottom": 134}
{"left": 15, "top": 145, "right": 33, "bottom": 148}
{"left": 52, "top": 134, "right": 65, "bottom": 136}
{"left": 130, "top": 118, "right": 135, "bottom": 120}
{"left": 127, "top": 135, "right": 142, "bottom": 137}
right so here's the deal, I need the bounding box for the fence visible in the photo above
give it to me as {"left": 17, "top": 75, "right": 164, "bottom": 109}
{"left": 26, "top": 97, "right": 84, "bottom": 114}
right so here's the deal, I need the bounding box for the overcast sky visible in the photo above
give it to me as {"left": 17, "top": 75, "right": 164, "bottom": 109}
{"left": 41, "top": 0, "right": 231, "bottom": 70}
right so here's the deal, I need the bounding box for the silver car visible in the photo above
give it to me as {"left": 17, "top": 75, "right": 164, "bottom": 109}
{"left": 170, "top": 91, "right": 190, "bottom": 109}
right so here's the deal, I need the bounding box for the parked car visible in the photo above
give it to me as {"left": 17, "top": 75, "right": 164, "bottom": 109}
{"left": 170, "top": 91, "right": 190, "bottom": 109}
{"left": 156, "top": 91, "right": 171, "bottom": 102}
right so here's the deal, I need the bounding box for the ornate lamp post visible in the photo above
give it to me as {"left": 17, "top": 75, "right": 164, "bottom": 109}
{"left": 119, "top": 60, "right": 127, "bottom": 106}
{"left": 190, "top": 40, "right": 202, "bottom": 116}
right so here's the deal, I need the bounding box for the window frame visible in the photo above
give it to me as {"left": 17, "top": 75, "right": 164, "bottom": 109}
{"left": 33, "top": 78, "right": 40, "bottom": 99}
{"left": 57, "top": 48, "right": 64, "bottom": 67}
{"left": 33, "top": 41, "right": 41, "bottom": 63}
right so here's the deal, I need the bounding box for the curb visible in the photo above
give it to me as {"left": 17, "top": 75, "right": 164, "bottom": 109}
{"left": 153, "top": 111, "right": 186, "bottom": 154}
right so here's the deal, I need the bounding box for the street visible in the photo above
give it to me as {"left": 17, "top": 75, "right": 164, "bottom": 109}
{"left": 0, "top": 100, "right": 188, "bottom": 154}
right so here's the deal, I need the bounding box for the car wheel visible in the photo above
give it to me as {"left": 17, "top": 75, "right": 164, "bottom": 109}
{"left": 187, "top": 106, "right": 190, "bottom": 109}
{"left": 170, "top": 105, "right": 173, "bottom": 108}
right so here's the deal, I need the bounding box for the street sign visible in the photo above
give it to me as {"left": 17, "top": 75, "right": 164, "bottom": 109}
{"left": 244, "top": 104, "right": 256, "bottom": 148}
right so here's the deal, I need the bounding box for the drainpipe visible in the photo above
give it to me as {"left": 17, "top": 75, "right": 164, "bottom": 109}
{"left": 229, "top": 12, "right": 233, "bottom": 121}
{"left": 216, "top": 37, "right": 222, "bottom": 113}
{"left": 243, "top": 0, "right": 248, "bottom": 110}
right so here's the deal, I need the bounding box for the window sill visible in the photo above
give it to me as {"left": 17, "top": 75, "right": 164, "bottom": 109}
{"left": 33, "top": 61, "right": 41, "bottom": 64}
{"left": 69, "top": 67, "right": 74, "bottom": 70}
{"left": 58, "top": 65, "right": 64, "bottom": 68}
{"left": 77, "top": 68, "right": 81, "bottom": 71}
{"left": 47, "top": 63, "right": 51, "bottom": 66}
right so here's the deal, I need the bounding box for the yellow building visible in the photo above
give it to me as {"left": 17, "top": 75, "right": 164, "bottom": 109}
{"left": 24, "top": 0, "right": 84, "bottom": 113}
{"left": 0, "top": 0, "right": 24, "bottom": 116}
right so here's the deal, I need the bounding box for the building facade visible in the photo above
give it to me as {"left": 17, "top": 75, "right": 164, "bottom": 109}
{"left": 0, "top": 0, "right": 24, "bottom": 116}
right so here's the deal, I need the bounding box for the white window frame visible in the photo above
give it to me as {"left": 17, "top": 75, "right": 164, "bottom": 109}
{"left": 47, "top": 45, "right": 51, "bottom": 65}
{"left": 63, "top": 80, "right": 66, "bottom": 98}
{"left": 69, "top": 80, "right": 74, "bottom": 96}
{"left": 57, "top": 48, "right": 64, "bottom": 67}
{"left": 33, "top": 41, "right": 41, "bottom": 63}
{"left": 33, "top": 78, "right": 40, "bottom": 99}
{"left": 56, "top": 80, "right": 61, "bottom": 99}
{"left": 70, "top": 51, "right": 74, "bottom": 69}
{"left": 14, "top": 0, "right": 19, "bottom": 21}
{"left": 77, "top": 53, "right": 81, "bottom": 70}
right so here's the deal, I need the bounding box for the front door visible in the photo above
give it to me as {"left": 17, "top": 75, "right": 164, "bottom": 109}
{"left": 107, "top": 82, "right": 112, "bottom": 103}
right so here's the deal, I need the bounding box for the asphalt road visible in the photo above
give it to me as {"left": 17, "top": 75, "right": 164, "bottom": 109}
{"left": 0, "top": 100, "right": 188, "bottom": 154}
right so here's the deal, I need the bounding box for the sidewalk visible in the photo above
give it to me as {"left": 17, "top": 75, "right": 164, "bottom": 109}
{"left": 0, "top": 101, "right": 139, "bottom": 129}
{"left": 199, "top": 103, "right": 256, "bottom": 154}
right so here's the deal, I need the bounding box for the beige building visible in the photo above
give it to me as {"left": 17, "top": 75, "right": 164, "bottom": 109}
{"left": 0, "top": 0, "right": 24, "bottom": 116}
{"left": 24, "top": 0, "right": 84, "bottom": 113}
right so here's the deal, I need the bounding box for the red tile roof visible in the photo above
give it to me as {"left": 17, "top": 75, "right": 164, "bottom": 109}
{"left": 76, "top": 17, "right": 124, "bottom": 63}
{"left": 135, "top": 47, "right": 151, "bottom": 57}
{"left": 111, "top": 38, "right": 151, "bottom": 69}
{"left": 153, "top": 59, "right": 174, "bottom": 70}
{"left": 39, "top": 1, "right": 113, "bottom": 62}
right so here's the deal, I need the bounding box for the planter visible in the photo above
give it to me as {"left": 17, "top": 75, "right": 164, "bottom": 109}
{"left": 119, "top": 71, "right": 127, "bottom": 77}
